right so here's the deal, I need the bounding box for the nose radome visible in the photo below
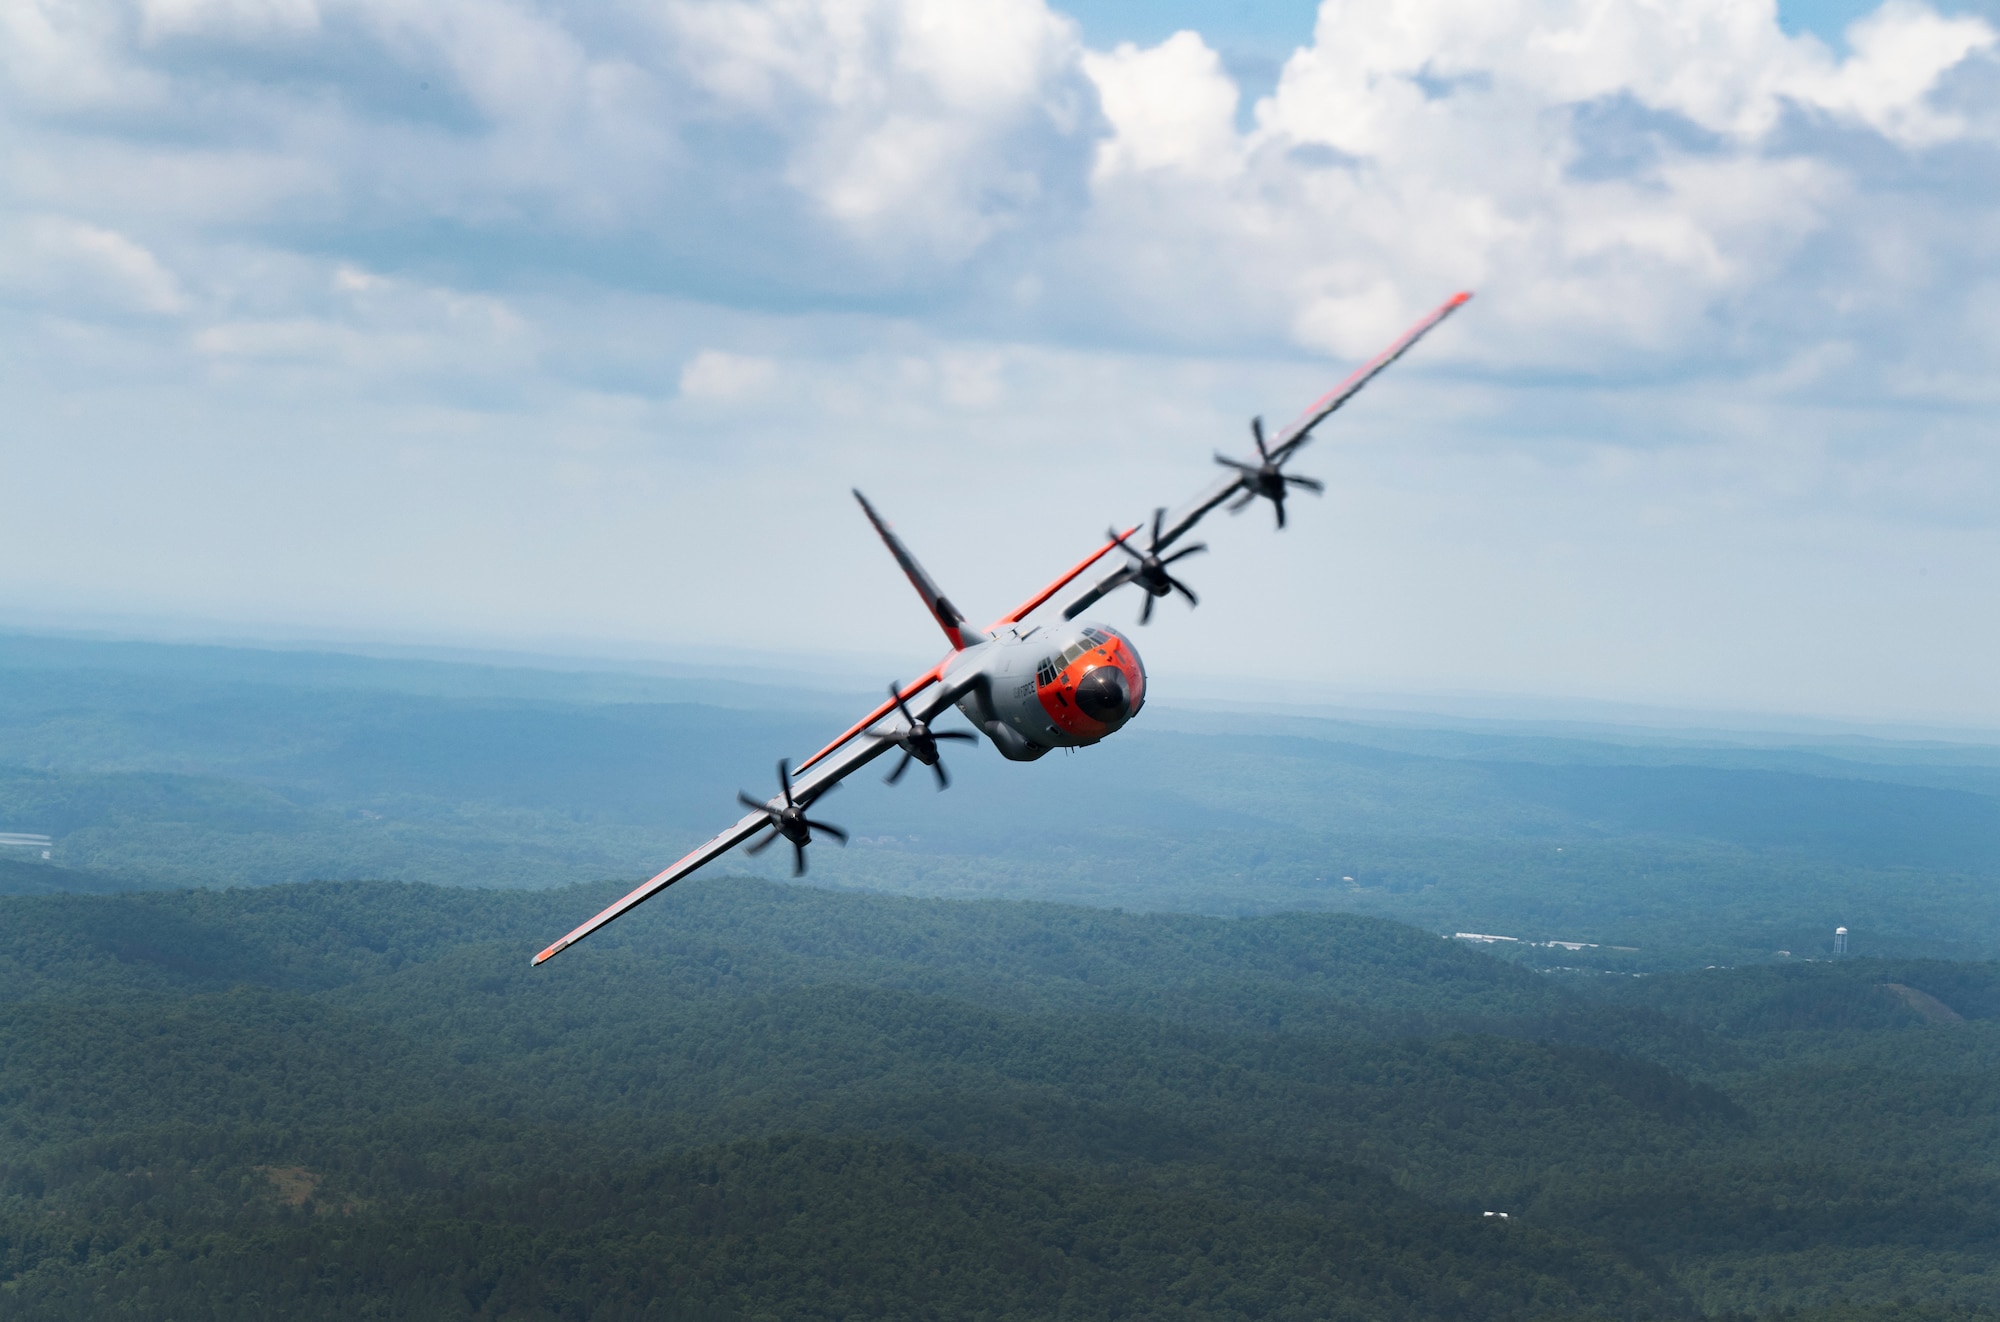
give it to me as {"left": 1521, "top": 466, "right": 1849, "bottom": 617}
{"left": 1073, "top": 665, "right": 1130, "bottom": 724}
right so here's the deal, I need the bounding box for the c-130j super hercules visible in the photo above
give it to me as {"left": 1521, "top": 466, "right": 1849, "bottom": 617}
{"left": 533, "top": 291, "right": 1472, "bottom": 966}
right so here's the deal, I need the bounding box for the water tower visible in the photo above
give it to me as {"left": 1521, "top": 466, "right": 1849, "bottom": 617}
{"left": 1834, "top": 926, "right": 1848, "bottom": 956}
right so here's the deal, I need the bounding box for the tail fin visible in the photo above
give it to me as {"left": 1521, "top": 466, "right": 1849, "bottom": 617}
{"left": 853, "top": 490, "right": 979, "bottom": 650}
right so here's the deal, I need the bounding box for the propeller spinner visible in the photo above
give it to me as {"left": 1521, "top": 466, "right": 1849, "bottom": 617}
{"left": 739, "top": 758, "right": 847, "bottom": 876}
{"left": 1107, "top": 508, "right": 1205, "bottom": 625}
{"left": 881, "top": 681, "right": 976, "bottom": 789}
{"left": 1215, "top": 417, "right": 1324, "bottom": 529}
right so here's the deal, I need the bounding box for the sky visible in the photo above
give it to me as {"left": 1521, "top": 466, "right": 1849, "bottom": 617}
{"left": 3, "top": 0, "right": 1998, "bottom": 729}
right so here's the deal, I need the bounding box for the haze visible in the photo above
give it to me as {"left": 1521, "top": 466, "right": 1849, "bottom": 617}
{"left": 4, "top": 0, "right": 1997, "bottom": 728}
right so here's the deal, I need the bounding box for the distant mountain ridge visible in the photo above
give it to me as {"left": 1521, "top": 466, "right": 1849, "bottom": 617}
{"left": 1, "top": 629, "right": 1996, "bottom": 966}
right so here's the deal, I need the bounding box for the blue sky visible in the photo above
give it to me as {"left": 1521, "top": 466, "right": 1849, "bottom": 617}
{"left": 2, "top": 0, "right": 1997, "bottom": 728}
{"left": 1063, "top": 0, "right": 2000, "bottom": 50}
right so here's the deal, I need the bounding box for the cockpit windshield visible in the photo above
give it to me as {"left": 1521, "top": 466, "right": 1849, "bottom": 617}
{"left": 1037, "top": 629, "right": 1115, "bottom": 687}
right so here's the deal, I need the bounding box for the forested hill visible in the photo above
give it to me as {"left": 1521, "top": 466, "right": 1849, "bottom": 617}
{"left": 3, "top": 878, "right": 1998, "bottom": 1320}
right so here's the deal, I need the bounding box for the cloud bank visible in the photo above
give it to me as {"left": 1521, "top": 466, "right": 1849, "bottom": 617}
{"left": 3, "top": 0, "right": 1997, "bottom": 722}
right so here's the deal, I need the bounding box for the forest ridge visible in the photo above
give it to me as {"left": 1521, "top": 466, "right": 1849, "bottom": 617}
{"left": 2, "top": 878, "right": 1998, "bottom": 1319}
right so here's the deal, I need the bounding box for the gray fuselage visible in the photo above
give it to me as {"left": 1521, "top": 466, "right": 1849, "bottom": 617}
{"left": 943, "top": 620, "right": 1147, "bottom": 761}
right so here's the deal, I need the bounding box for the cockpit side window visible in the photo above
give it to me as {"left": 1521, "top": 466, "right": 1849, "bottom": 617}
{"left": 1035, "top": 658, "right": 1058, "bottom": 687}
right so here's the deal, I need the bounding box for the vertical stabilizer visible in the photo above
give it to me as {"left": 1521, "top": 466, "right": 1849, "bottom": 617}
{"left": 852, "top": 490, "right": 979, "bottom": 649}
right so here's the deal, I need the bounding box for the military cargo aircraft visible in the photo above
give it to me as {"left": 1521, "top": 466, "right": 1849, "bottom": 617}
{"left": 534, "top": 291, "right": 1471, "bottom": 965}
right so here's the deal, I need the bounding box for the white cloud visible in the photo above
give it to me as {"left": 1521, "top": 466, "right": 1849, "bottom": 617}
{"left": 679, "top": 349, "right": 778, "bottom": 401}
{"left": 10, "top": 0, "right": 1992, "bottom": 368}
{"left": 1066, "top": 0, "right": 1995, "bottom": 367}
{"left": 1258, "top": 0, "right": 1991, "bottom": 144}
{"left": 664, "top": 0, "right": 1088, "bottom": 257}
{"left": 0, "top": 216, "right": 186, "bottom": 314}
{"left": 140, "top": 0, "right": 320, "bottom": 41}
{"left": 1789, "top": 0, "right": 1996, "bottom": 145}
{"left": 0, "top": 0, "right": 160, "bottom": 111}
{"left": 188, "top": 261, "right": 529, "bottom": 383}
{"left": 1082, "top": 31, "right": 1239, "bottom": 179}
{"left": 2, "top": 0, "right": 1999, "bottom": 721}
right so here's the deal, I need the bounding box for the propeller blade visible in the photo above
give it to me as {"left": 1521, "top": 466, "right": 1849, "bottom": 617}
{"left": 1286, "top": 474, "right": 1325, "bottom": 493}
{"left": 889, "top": 681, "right": 916, "bottom": 726}
{"left": 1150, "top": 506, "right": 1165, "bottom": 548}
{"left": 1161, "top": 543, "right": 1205, "bottom": 566}
{"left": 746, "top": 828, "right": 778, "bottom": 856}
{"left": 1139, "top": 591, "right": 1156, "bottom": 625}
{"left": 776, "top": 759, "right": 794, "bottom": 807}
{"left": 738, "top": 791, "right": 767, "bottom": 813}
{"left": 1251, "top": 416, "right": 1269, "bottom": 461}
{"left": 932, "top": 759, "right": 950, "bottom": 790}
{"left": 1106, "top": 525, "right": 1143, "bottom": 563}
{"left": 804, "top": 819, "right": 848, "bottom": 844}
{"left": 1227, "top": 490, "right": 1256, "bottom": 513}
{"left": 935, "top": 730, "right": 977, "bottom": 742}
{"left": 1170, "top": 577, "right": 1198, "bottom": 606}
{"left": 1214, "top": 454, "right": 1257, "bottom": 475}
{"left": 885, "top": 749, "right": 913, "bottom": 785}
{"left": 1274, "top": 497, "right": 1287, "bottom": 530}
{"left": 792, "top": 842, "right": 806, "bottom": 877}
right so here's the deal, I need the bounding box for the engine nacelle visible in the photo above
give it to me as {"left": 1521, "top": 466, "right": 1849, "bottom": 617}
{"left": 945, "top": 621, "right": 1146, "bottom": 761}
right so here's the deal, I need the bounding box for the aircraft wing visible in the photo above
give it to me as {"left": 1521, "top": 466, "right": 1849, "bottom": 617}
{"left": 532, "top": 812, "right": 773, "bottom": 965}
{"left": 1055, "top": 550, "right": 1165, "bottom": 623}
{"left": 532, "top": 675, "right": 966, "bottom": 966}
{"left": 1265, "top": 291, "right": 1471, "bottom": 465}
{"left": 1061, "top": 291, "right": 1471, "bottom": 619}
{"left": 985, "top": 526, "right": 1138, "bottom": 631}
{"left": 1160, "top": 291, "right": 1469, "bottom": 549}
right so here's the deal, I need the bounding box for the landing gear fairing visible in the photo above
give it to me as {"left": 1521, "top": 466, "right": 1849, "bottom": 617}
{"left": 533, "top": 291, "right": 1471, "bottom": 966}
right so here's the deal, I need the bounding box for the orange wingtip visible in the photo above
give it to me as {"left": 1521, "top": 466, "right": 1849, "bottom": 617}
{"left": 533, "top": 941, "right": 565, "bottom": 966}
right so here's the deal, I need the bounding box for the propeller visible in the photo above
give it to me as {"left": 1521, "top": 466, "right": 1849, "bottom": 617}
{"left": 1215, "top": 416, "right": 1324, "bottom": 529}
{"left": 1107, "top": 508, "right": 1205, "bottom": 625}
{"left": 881, "top": 682, "right": 976, "bottom": 789}
{"left": 738, "top": 758, "right": 847, "bottom": 876}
